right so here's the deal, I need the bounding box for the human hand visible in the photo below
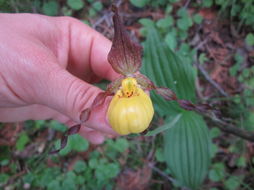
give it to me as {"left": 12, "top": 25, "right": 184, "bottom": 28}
{"left": 0, "top": 13, "right": 119, "bottom": 144}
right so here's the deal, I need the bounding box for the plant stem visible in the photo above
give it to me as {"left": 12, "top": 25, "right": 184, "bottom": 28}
{"left": 204, "top": 113, "right": 254, "bottom": 142}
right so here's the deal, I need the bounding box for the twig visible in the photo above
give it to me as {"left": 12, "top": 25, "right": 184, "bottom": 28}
{"left": 92, "top": 13, "right": 112, "bottom": 29}
{"left": 194, "top": 56, "right": 254, "bottom": 141}
{"left": 184, "top": 0, "right": 191, "bottom": 9}
{"left": 92, "top": 0, "right": 122, "bottom": 29}
{"left": 191, "top": 33, "right": 229, "bottom": 97}
{"left": 194, "top": 38, "right": 209, "bottom": 51}
{"left": 188, "top": 11, "right": 254, "bottom": 142}
{"left": 148, "top": 163, "right": 176, "bottom": 184}
{"left": 204, "top": 112, "right": 254, "bottom": 142}
{"left": 195, "top": 63, "right": 229, "bottom": 97}
{"left": 148, "top": 163, "right": 191, "bottom": 190}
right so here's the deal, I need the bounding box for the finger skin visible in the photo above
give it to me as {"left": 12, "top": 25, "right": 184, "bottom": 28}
{"left": 55, "top": 16, "right": 120, "bottom": 82}
{"left": 79, "top": 127, "right": 105, "bottom": 145}
{"left": 0, "top": 14, "right": 120, "bottom": 138}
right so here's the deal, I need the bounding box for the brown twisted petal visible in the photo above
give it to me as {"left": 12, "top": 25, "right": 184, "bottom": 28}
{"left": 50, "top": 92, "right": 111, "bottom": 154}
{"left": 49, "top": 124, "right": 81, "bottom": 154}
{"left": 155, "top": 87, "right": 177, "bottom": 101}
{"left": 177, "top": 99, "right": 212, "bottom": 113}
{"left": 108, "top": 5, "right": 142, "bottom": 76}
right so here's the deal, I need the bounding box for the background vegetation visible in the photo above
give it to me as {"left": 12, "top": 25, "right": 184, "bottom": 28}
{"left": 0, "top": 0, "right": 254, "bottom": 189}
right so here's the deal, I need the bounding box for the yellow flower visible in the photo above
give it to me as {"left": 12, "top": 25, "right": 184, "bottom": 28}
{"left": 107, "top": 77, "right": 154, "bottom": 135}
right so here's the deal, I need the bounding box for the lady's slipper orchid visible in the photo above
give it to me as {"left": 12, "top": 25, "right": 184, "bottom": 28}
{"left": 107, "top": 77, "right": 154, "bottom": 135}
{"left": 50, "top": 5, "right": 212, "bottom": 154}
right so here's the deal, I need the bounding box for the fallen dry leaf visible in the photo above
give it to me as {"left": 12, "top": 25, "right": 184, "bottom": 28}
{"left": 116, "top": 163, "right": 152, "bottom": 190}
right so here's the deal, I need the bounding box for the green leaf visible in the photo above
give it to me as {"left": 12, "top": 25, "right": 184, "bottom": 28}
{"left": 209, "top": 128, "right": 221, "bottom": 138}
{"left": 208, "top": 162, "right": 225, "bottom": 182}
{"left": 235, "top": 53, "right": 244, "bottom": 65}
{"left": 156, "top": 16, "right": 174, "bottom": 28}
{"left": 229, "top": 64, "right": 240, "bottom": 76}
{"left": 193, "top": 14, "right": 203, "bottom": 24}
{"left": 142, "top": 28, "right": 210, "bottom": 188}
{"left": 70, "top": 134, "right": 89, "bottom": 152}
{"left": 245, "top": 33, "right": 254, "bottom": 46}
{"left": 49, "top": 120, "right": 67, "bottom": 132}
{"left": 74, "top": 160, "right": 87, "bottom": 173}
{"left": 177, "top": 8, "right": 188, "bottom": 18}
{"left": 88, "top": 8, "right": 96, "bottom": 17}
{"left": 62, "top": 6, "right": 73, "bottom": 16}
{"left": 209, "top": 169, "right": 220, "bottom": 182}
{"left": 164, "top": 112, "right": 211, "bottom": 189}
{"left": 67, "top": 0, "right": 84, "bottom": 11}
{"left": 210, "top": 143, "right": 218, "bottom": 158}
{"left": 236, "top": 156, "right": 246, "bottom": 167}
{"left": 230, "top": 51, "right": 244, "bottom": 76}
{"left": 106, "top": 138, "right": 129, "bottom": 153}
{"left": 57, "top": 134, "right": 89, "bottom": 156}
{"left": 130, "top": 0, "right": 149, "bottom": 8}
{"left": 38, "top": 168, "right": 60, "bottom": 187}
{"left": 54, "top": 139, "right": 70, "bottom": 156}
{"left": 47, "top": 180, "right": 61, "bottom": 190}
{"left": 42, "top": 0, "right": 59, "bottom": 16}
{"left": 75, "top": 175, "right": 85, "bottom": 185}
{"left": 224, "top": 177, "right": 241, "bottom": 190}
{"left": 22, "top": 173, "right": 35, "bottom": 184}
{"left": 96, "top": 163, "right": 120, "bottom": 179}
{"left": 113, "top": 138, "right": 129, "bottom": 152}
{"left": 0, "top": 159, "right": 9, "bottom": 166}
{"left": 139, "top": 18, "right": 155, "bottom": 27}
{"left": 178, "top": 43, "right": 191, "bottom": 56}
{"left": 198, "top": 53, "right": 209, "bottom": 64}
{"left": 0, "top": 173, "right": 9, "bottom": 184}
{"left": 62, "top": 172, "right": 77, "bottom": 190}
{"left": 202, "top": 0, "right": 213, "bottom": 7}
{"left": 165, "top": 5, "right": 173, "bottom": 14}
{"left": 88, "top": 158, "right": 98, "bottom": 169}
{"left": 165, "top": 31, "right": 177, "bottom": 50}
{"left": 242, "top": 68, "right": 250, "bottom": 78}
{"left": 92, "top": 2, "right": 103, "bottom": 12}
{"left": 34, "top": 120, "right": 47, "bottom": 129}
{"left": 141, "top": 27, "right": 196, "bottom": 115}
{"left": 177, "top": 18, "right": 191, "bottom": 31}
{"left": 145, "top": 114, "right": 181, "bottom": 136}
{"left": 155, "top": 148, "right": 165, "bottom": 162}
{"left": 16, "top": 132, "right": 30, "bottom": 151}
{"left": 175, "top": 9, "right": 193, "bottom": 30}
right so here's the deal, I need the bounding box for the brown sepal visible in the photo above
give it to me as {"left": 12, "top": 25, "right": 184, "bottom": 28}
{"left": 135, "top": 74, "right": 155, "bottom": 90}
{"left": 108, "top": 5, "right": 142, "bottom": 76}
{"left": 106, "top": 76, "right": 124, "bottom": 94}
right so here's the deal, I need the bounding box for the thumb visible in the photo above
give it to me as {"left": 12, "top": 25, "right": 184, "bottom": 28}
{"left": 41, "top": 67, "right": 103, "bottom": 123}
